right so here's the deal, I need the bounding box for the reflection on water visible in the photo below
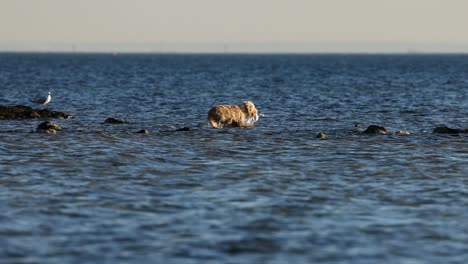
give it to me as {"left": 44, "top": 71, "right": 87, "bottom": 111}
{"left": 0, "top": 54, "right": 467, "bottom": 263}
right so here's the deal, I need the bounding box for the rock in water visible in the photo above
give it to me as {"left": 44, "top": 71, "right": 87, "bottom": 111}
{"left": 176, "top": 127, "right": 193, "bottom": 131}
{"left": 363, "top": 125, "right": 388, "bottom": 134}
{"left": 316, "top": 132, "right": 328, "bottom": 139}
{"left": 37, "top": 120, "right": 62, "bottom": 130}
{"left": 0, "top": 105, "right": 73, "bottom": 119}
{"left": 105, "top": 117, "right": 129, "bottom": 124}
{"left": 37, "top": 128, "right": 57, "bottom": 134}
{"left": 136, "top": 129, "right": 150, "bottom": 134}
{"left": 37, "top": 120, "right": 62, "bottom": 134}
{"left": 433, "top": 126, "right": 468, "bottom": 134}
{"left": 395, "top": 130, "right": 411, "bottom": 135}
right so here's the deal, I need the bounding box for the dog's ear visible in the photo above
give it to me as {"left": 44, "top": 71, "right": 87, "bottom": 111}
{"left": 243, "top": 101, "right": 257, "bottom": 118}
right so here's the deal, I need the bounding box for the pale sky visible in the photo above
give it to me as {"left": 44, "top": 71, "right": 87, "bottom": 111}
{"left": 1, "top": 0, "right": 468, "bottom": 53}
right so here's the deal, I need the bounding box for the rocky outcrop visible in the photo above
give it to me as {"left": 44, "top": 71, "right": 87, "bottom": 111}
{"left": 433, "top": 126, "right": 468, "bottom": 134}
{"left": 36, "top": 120, "right": 62, "bottom": 134}
{"left": 0, "top": 105, "right": 73, "bottom": 119}
{"left": 362, "top": 125, "right": 388, "bottom": 134}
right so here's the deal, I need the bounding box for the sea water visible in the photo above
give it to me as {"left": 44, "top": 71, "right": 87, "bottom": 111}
{"left": 0, "top": 53, "right": 467, "bottom": 263}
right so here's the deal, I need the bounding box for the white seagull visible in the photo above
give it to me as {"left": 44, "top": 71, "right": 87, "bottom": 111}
{"left": 32, "top": 91, "right": 52, "bottom": 108}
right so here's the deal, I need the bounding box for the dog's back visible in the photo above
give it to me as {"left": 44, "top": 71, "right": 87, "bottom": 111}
{"left": 208, "top": 104, "right": 244, "bottom": 128}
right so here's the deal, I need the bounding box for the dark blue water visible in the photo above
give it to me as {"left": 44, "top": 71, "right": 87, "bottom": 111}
{"left": 0, "top": 53, "right": 467, "bottom": 263}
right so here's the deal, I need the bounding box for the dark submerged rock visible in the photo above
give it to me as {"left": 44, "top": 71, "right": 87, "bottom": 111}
{"left": 363, "top": 125, "right": 388, "bottom": 134}
{"left": 105, "top": 117, "right": 129, "bottom": 124}
{"left": 175, "top": 127, "right": 193, "bottom": 132}
{"left": 433, "top": 126, "right": 468, "bottom": 134}
{"left": 0, "top": 105, "right": 73, "bottom": 119}
{"left": 136, "top": 129, "right": 150, "bottom": 134}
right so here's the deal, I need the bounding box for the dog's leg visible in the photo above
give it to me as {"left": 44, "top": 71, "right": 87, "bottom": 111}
{"left": 208, "top": 117, "right": 220, "bottom": 128}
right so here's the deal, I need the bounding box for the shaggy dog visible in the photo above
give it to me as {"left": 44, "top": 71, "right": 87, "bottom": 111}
{"left": 208, "top": 101, "right": 259, "bottom": 128}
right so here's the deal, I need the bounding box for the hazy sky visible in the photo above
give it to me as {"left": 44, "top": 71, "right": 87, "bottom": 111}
{"left": 1, "top": 0, "right": 468, "bottom": 52}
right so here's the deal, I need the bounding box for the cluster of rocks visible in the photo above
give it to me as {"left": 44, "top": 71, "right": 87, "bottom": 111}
{"left": 313, "top": 124, "right": 467, "bottom": 139}
{"left": 0, "top": 105, "right": 196, "bottom": 135}
{"left": 33, "top": 118, "right": 194, "bottom": 135}
{"left": 358, "top": 125, "right": 468, "bottom": 135}
{"left": 29, "top": 122, "right": 468, "bottom": 137}
{"left": 314, "top": 125, "right": 410, "bottom": 139}
{"left": 1, "top": 105, "right": 467, "bottom": 137}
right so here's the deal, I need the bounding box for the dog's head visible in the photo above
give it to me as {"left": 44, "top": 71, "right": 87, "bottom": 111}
{"left": 242, "top": 101, "right": 259, "bottom": 122}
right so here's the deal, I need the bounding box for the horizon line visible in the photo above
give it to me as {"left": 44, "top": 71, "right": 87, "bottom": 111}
{"left": 1, "top": 50, "right": 468, "bottom": 55}
{"left": 1, "top": 41, "right": 468, "bottom": 54}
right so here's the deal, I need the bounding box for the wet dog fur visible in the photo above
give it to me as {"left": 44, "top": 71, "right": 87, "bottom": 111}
{"left": 208, "top": 101, "right": 259, "bottom": 128}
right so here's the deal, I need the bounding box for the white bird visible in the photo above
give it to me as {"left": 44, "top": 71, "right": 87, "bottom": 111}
{"left": 31, "top": 91, "right": 52, "bottom": 108}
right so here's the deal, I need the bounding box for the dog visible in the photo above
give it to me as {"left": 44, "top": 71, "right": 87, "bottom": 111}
{"left": 208, "top": 101, "right": 259, "bottom": 128}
